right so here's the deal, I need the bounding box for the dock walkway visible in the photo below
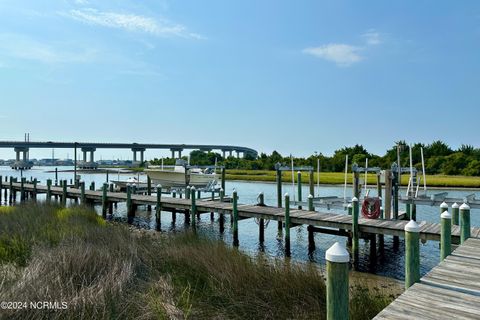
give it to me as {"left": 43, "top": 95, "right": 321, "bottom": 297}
{"left": 375, "top": 237, "right": 480, "bottom": 319}
{"left": 9, "top": 182, "right": 480, "bottom": 243}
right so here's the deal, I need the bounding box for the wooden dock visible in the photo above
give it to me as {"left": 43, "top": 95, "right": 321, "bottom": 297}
{"left": 375, "top": 237, "right": 480, "bottom": 319}
{"left": 6, "top": 182, "right": 480, "bottom": 244}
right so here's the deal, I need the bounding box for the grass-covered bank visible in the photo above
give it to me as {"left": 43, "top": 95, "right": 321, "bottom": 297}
{"left": 0, "top": 204, "right": 395, "bottom": 319}
{"left": 225, "top": 170, "right": 480, "bottom": 188}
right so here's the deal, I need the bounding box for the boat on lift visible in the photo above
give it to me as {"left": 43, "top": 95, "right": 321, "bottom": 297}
{"left": 145, "top": 159, "right": 221, "bottom": 190}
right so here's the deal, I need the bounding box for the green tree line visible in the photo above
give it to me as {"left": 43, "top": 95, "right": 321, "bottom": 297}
{"left": 150, "top": 140, "right": 480, "bottom": 176}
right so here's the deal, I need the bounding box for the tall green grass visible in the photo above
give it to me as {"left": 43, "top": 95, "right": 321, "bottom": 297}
{"left": 225, "top": 170, "right": 480, "bottom": 188}
{"left": 0, "top": 204, "right": 395, "bottom": 319}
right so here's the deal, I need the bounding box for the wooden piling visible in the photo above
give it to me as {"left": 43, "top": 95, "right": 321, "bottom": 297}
{"left": 219, "top": 188, "right": 225, "bottom": 233}
{"left": 411, "top": 203, "right": 416, "bottom": 221}
{"left": 172, "top": 190, "right": 177, "bottom": 223}
{"left": 20, "top": 177, "right": 25, "bottom": 202}
{"left": 276, "top": 168, "right": 282, "bottom": 231}
{"left": 62, "top": 180, "right": 67, "bottom": 206}
{"left": 451, "top": 202, "right": 459, "bottom": 226}
{"left": 285, "top": 193, "right": 291, "bottom": 256}
{"left": 326, "top": 242, "right": 349, "bottom": 320}
{"left": 0, "top": 175, "right": 2, "bottom": 205}
{"left": 258, "top": 192, "right": 265, "bottom": 242}
{"left": 440, "top": 201, "right": 448, "bottom": 214}
{"left": 80, "top": 181, "right": 86, "bottom": 204}
{"left": 46, "top": 179, "right": 52, "bottom": 203}
{"left": 127, "top": 185, "right": 134, "bottom": 224}
{"left": 353, "top": 171, "right": 360, "bottom": 198}
{"left": 405, "top": 220, "right": 420, "bottom": 289}
{"left": 108, "top": 184, "right": 114, "bottom": 215}
{"left": 308, "top": 194, "right": 315, "bottom": 250}
{"left": 233, "top": 190, "right": 239, "bottom": 247}
{"left": 191, "top": 186, "right": 197, "bottom": 232}
{"left": 156, "top": 185, "right": 162, "bottom": 231}
{"left": 440, "top": 210, "right": 452, "bottom": 261}
{"left": 32, "top": 178, "right": 37, "bottom": 200}
{"left": 352, "top": 197, "right": 359, "bottom": 265}
{"left": 460, "top": 203, "right": 471, "bottom": 244}
{"left": 210, "top": 191, "right": 214, "bottom": 220}
{"left": 102, "top": 183, "right": 108, "bottom": 218}
{"left": 297, "top": 171, "right": 302, "bottom": 210}
{"left": 147, "top": 176, "right": 152, "bottom": 212}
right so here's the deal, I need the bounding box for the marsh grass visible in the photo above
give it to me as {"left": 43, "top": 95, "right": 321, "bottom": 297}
{"left": 225, "top": 169, "right": 480, "bottom": 188}
{"left": 0, "top": 204, "right": 394, "bottom": 319}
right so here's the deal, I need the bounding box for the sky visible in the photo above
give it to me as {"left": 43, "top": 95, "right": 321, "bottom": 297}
{"left": 0, "top": 0, "right": 479, "bottom": 160}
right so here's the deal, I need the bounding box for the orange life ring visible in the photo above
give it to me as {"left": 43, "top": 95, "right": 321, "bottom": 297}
{"left": 362, "top": 197, "right": 381, "bottom": 219}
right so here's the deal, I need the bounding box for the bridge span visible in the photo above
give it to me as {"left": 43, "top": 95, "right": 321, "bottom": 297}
{"left": 0, "top": 141, "right": 258, "bottom": 170}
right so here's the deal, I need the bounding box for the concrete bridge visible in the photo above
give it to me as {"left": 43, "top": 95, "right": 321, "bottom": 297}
{"left": 0, "top": 141, "right": 258, "bottom": 170}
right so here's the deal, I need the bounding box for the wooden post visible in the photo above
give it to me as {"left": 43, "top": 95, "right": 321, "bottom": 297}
{"left": 210, "top": 191, "right": 214, "bottom": 220}
{"left": 127, "top": 185, "right": 134, "bottom": 224}
{"left": 221, "top": 167, "right": 226, "bottom": 191}
{"left": 191, "top": 186, "right": 197, "bottom": 232}
{"left": 55, "top": 167, "right": 58, "bottom": 186}
{"left": 411, "top": 203, "right": 416, "bottom": 221}
{"left": 156, "top": 185, "right": 162, "bottom": 231}
{"left": 384, "top": 170, "right": 392, "bottom": 219}
{"left": 172, "top": 190, "right": 177, "bottom": 223}
{"left": 460, "top": 203, "right": 471, "bottom": 244}
{"left": 353, "top": 171, "right": 360, "bottom": 199}
{"left": 32, "top": 178, "right": 37, "bottom": 200}
{"left": 102, "top": 183, "right": 108, "bottom": 218}
{"left": 46, "top": 179, "right": 52, "bottom": 203}
{"left": 0, "top": 175, "right": 2, "bottom": 205}
{"left": 9, "top": 177, "right": 13, "bottom": 204}
{"left": 232, "top": 190, "right": 239, "bottom": 247}
{"left": 352, "top": 197, "right": 359, "bottom": 265}
{"left": 405, "top": 220, "right": 420, "bottom": 289}
{"left": 219, "top": 188, "right": 225, "bottom": 233}
{"left": 147, "top": 176, "right": 152, "bottom": 212}
{"left": 308, "top": 194, "right": 315, "bottom": 250}
{"left": 285, "top": 193, "right": 291, "bottom": 257}
{"left": 440, "top": 201, "right": 448, "bottom": 214}
{"left": 346, "top": 203, "right": 353, "bottom": 247}
{"left": 309, "top": 169, "right": 314, "bottom": 198}
{"left": 20, "top": 177, "right": 25, "bottom": 202}
{"left": 62, "top": 180, "right": 67, "bottom": 206}
{"left": 406, "top": 202, "right": 411, "bottom": 220}
{"left": 258, "top": 192, "right": 265, "bottom": 242}
{"left": 297, "top": 171, "right": 302, "bottom": 210}
{"left": 80, "top": 181, "right": 86, "bottom": 204}
{"left": 392, "top": 170, "right": 399, "bottom": 247}
{"left": 276, "top": 168, "right": 282, "bottom": 231}
{"left": 326, "top": 242, "right": 349, "bottom": 320}
{"left": 108, "top": 184, "right": 114, "bottom": 215}
{"left": 440, "top": 210, "right": 452, "bottom": 261}
{"left": 451, "top": 202, "right": 459, "bottom": 226}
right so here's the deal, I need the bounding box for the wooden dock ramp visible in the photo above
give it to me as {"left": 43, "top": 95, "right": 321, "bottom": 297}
{"left": 375, "top": 238, "right": 480, "bottom": 319}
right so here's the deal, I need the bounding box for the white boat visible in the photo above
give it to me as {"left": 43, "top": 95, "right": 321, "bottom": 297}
{"left": 145, "top": 160, "right": 220, "bottom": 190}
{"left": 112, "top": 177, "right": 148, "bottom": 191}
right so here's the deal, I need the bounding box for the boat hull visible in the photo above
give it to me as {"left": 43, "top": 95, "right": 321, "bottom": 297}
{"left": 145, "top": 170, "right": 219, "bottom": 189}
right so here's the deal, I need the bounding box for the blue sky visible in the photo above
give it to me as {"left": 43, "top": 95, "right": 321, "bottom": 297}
{"left": 0, "top": 1, "right": 479, "bottom": 160}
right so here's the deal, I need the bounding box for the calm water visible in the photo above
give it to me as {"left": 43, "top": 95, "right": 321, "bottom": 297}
{"left": 1, "top": 165, "right": 479, "bottom": 281}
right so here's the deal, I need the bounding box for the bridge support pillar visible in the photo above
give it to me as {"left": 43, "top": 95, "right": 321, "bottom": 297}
{"left": 12, "top": 147, "right": 31, "bottom": 170}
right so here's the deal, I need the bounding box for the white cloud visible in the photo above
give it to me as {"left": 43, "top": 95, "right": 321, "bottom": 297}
{"left": 61, "top": 8, "right": 204, "bottom": 39}
{"left": 73, "top": 0, "right": 89, "bottom": 4}
{"left": 0, "top": 33, "right": 97, "bottom": 64}
{"left": 303, "top": 44, "right": 363, "bottom": 67}
{"left": 362, "top": 30, "right": 381, "bottom": 45}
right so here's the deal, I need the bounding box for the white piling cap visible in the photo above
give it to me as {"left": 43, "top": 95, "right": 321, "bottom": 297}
{"left": 297, "top": 171, "right": 301, "bottom": 174}
{"left": 440, "top": 202, "right": 448, "bottom": 209}
{"left": 258, "top": 192, "right": 264, "bottom": 195}
{"left": 220, "top": 188, "right": 224, "bottom": 192}
{"left": 156, "top": 184, "right": 162, "bottom": 188}
{"left": 191, "top": 186, "right": 196, "bottom": 190}
{"left": 441, "top": 211, "right": 452, "bottom": 219}
{"left": 186, "top": 185, "right": 191, "bottom": 189}
{"left": 352, "top": 197, "right": 359, "bottom": 202}
{"left": 404, "top": 220, "right": 420, "bottom": 232}
{"left": 308, "top": 194, "right": 313, "bottom": 199}
{"left": 460, "top": 203, "right": 470, "bottom": 210}
{"left": 284, "top": 192, "right": 289, "bottom": 197}
{"left": 325, "top": 242, "right": 350, "bottom": 263}
{"left": 380, "top": 206, "right": 383, "bottom": 210}
{"left": 347, "top": 203, "right": 352, "bottom": 208}
{"left": 452, "top": 202, "right": 459, "bottom": 209}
